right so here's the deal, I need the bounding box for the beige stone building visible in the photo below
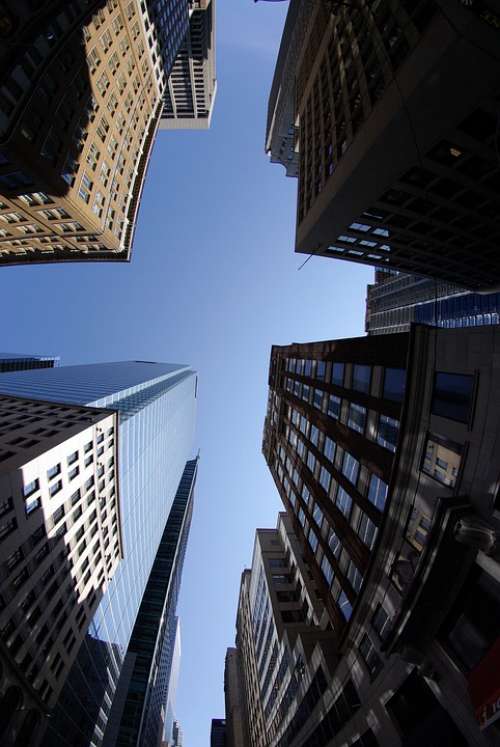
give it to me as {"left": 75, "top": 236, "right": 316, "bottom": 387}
{"left": 0, "top": 394, "right": 122, "bottom": 746}
{"left": 0, "top": 0, "right": 166, "bottom": 265}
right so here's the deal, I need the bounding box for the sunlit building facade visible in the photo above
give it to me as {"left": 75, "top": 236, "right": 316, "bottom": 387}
{"left": 0, "top": 361, "right": 197, "bottom": 746}
{"left": 260, "top": 325, "right": 500, "bottom": 745}
{"left": 365, "top": 270, "right": 500, "bottom": 336}
{"left": 267, "top": 0, "right": 500, "bottom": 290}
{"left": 161, "top": 0, "right": 217, "bottom": 130}
{"left": 0, "top": 394, "right": 121, "bottom": 746}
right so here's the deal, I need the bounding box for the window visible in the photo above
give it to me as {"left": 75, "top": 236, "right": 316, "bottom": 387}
{"left": 377, "top": 415, "right": 399, "bottom": 452}
{"left": 313, "top": 503, "right": 324, "bottom": 526}
{"left": 47, "top": 464, "right": 61, "bottom": 480}
{"left": 431, "top": 372, "right": 474, "bottom": 423}
{"left": 319, "top": 466, "right": 331, "bottom": 492}
{"left": 324, "top": 437, "right": 336, "bottom": 462}
{"left": 307, "top": 451, "right": 316, "bottom": 473}
{"left": 359, "top": 634, "right": 382, "bottom": 678}
{"left": 23, "top": 478, "right": 39, "bottom": 497}
{"left": 384, "top": 368, "right": 406, "bottom": 402}
{"left": 67, "top": 451, "right": 78, "bottom": 465}
{"left": 357, "top": 511, "right": 378, "bottom": 549}
{"left": 321, "top": 556, "right": 334, "bottom": 584}
{"left": 310, "top": 425, "right": 319, "bottom": 446}
{"left": 328, "top": 529, "right": 341, "bottom": 557}
{"left": 342, "top": 452, "right": 359, "bottom": 485}
{"left": 367, "top": 474, "right": 388, "bottom": 511}
{"left": 372, "top": 603, "right": 390, "bottom": 641}
{"left": 352, "top": 364, "right": 371, "bottom": 393}
{"left": 313, "top": 389, "right": 323, "bottom": 410}
{"left": 338, "top": 590, "right": 353, "bottom": 620}
{"left": 316, "top": 361, "right": 326, "bottom": 380}
{"left": 347, "top": 559, "right": 363, "bottom": 592}
{"left": 331, "top": 362, "right": 344, "bottom": 386}
{"left": 328, "top": 394, "right": 341, "bottom": 420}
{"left": 336, "top": 487, "right": 352, "bottom": 518}
{"left": 348, "top": 402, "right": 366, "bottom": 433}
{"left": 69, "top": 466, "right": 79, "bottom": 481}
{"left": 422, "top": 433, "right": 462, "bottom": 488}
{"left": 49, "top": 480, "right": 62, "bottom": 497}
{"left": 308, "top": 529, "right": 319, "bottom": 552}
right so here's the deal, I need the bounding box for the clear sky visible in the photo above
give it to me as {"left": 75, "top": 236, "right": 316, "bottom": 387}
{"left": 0, "top": 0, "right": 372, "bottom": 743}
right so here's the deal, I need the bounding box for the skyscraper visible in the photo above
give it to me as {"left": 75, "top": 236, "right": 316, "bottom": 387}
{"left": 261, "top": 324, "right": 500, "bottom": 745}
{"left": 108, "top": 457, "right": 198, "bottom": 747}
{"left": 0, "top": 394, "right": 121, "bottom": 747}
{"left": 160, "top": 0, "right": 217, "bottom": 130}
{"left": 224, "top": 647, "right": 250, "bottom": 747}
{"left": 0, "top": 353, "right": 59, "bottom": 372}
{"left": 0, "top": 361, "right": 197, "bottom": 745}
{"left": 365, "top": 270, "right": 500, "bottom": 335}
{"left": 266, "top": 0, "right": 500, "bottom": 290}
{"left": 0, "top": 0, "right": 217, "bottom": 266}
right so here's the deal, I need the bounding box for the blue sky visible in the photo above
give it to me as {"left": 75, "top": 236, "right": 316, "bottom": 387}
{"left": 0, "top": 0, "right": 372, "bottom": 743}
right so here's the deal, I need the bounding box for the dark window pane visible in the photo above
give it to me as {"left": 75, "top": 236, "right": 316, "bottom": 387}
{"left": 352, "top": 364, "right": 371, "bottom": 393}
{"left": 431, "top": 372, "right": 474, "bottom": 423}
{"left": 384, "top": 367, "right": 406, "bottom": 402}
{"left": 331, "top": 362, "right": 344, "bottom": 386}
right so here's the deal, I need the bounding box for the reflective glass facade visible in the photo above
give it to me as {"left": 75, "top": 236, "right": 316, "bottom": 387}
{"left": 0, "top": 362, "right": 197, "bottom": 747}
{"left": 0, "top": 353, "right": 59, "bottom": 372}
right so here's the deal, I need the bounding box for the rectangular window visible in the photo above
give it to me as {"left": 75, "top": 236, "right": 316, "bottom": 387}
{"left": 328, "top": 529, "right": 341, "bottom": 557}
{"left": 49, "top": 480, "right": 62, "bottom": 497}
{"left": 331, "top": 362, "right": 344, "bottom": 387}
{"left": 336, "top": 487, "right": 352, "bottom": 518}
{"left": 313, "top": 389, "right": 323, "bottom": 410}
{"left": 367, "top": 474, "right": 388, "bottom": 511}
{"left": 422, "top": 433, "right": 462, "bottom": 488}
{"left": 377, "top": 415, "right": 399, "bottom": 452}
{"left": 323, "top": 437, "right": 336, "bottom": 462}
{"left": 384, "top": 368, "right": 406, "bottom": 402}
{"left": 357, "top": 511, "right": 378, "bottom": 549}
{"left": 328, "top": 394, "right": 341, "bottom": 420}
{"left": 347, "top": 559, "right": 363, "bottom": 593}
{"left": 431, "top": 372, "right": 474, "bottom": 423}
{"left": 342, "top": 452, "right": 359, "bottom": 485}
{"left": 23, "top": 478, "right": 39, "bottom": 497}
{"left": 316, "top": 361, "right": 326, "bottom": 380}
{"left": 348, "top": 402, "right": 366, "bottom": 434}
{"left": 352, "top": 364, "right": 371, "bottom": 393}
{"left": 372, "top": 603, "right": 390, "bottom": 641}
{"left": 321, "top": 556, "right": 334, "bottom": 584}
{"left": 313, "top": 503, "right": 324, "bottom": 526}
{"left": 319, "top": 466, "right": 331, "bottom": 493}
{"left": 310, "top": 425, "right": 319, "bottom": 446}
{"left": 308, "top": 529, "right": 319, "bottom": 552}
{"left": 307, "top": 452, "right": 316, "bottom": 473}
{"left": 359, "top": 634, "right": 382, "bottom": 678}
{"left": 67, "top": 451, "right": 78, "bottom": 465}
{"left": 338, "top": 590, "right": 353, "bottom": 620}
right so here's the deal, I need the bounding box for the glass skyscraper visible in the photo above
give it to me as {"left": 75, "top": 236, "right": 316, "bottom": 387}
{"left": 0, "top": 362, "right": 197, "bottom": 746}
{"left": 0, "top": 353, "right": 59, "bottom": 372}
{"left": 108, "top": 457, "right": 197, "bottom": 747}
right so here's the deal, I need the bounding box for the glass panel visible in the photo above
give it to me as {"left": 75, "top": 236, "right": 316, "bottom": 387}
{"left": 352, "top": 365, "right": 371, "bottom": 393}
{"left": 331, "top": 362, "right": 344, "bottom": 387}
{"left": 431, "top": 372, "right": 474, "bottom": 423}
{"left": 422, "top": 433, "right": 462, "bottom": 487}
{"left": 377, "top": 415, "right": 399, "bottom": 452}
{"left": 384, "top": 368, "right": 406, "bottom": 402}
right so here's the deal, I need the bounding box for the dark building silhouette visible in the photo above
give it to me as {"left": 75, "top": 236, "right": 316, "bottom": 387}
{"left": 267, "top": 0, "right": 500, "bottom": 291}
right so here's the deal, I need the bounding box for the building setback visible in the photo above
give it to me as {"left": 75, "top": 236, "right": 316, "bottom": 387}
{"left": 266, "top": 0, "right": 500, "bottom": 291}
{"left": 260, "top": 325, "right": 500, "bottom": 745}
{"left": 0, "top": 394, "right": 121, "bottom": 746}
{"left": 0, "top": 354, "right": 59, "bottom": 373}
{"left": 365, "top": 270, "right": 500, "bottom": 336}
{"left": 0, "top": 361, "right": 197, "bottom": 746}
{"left": 108, "top": 457, "right": 198, "bottom": 747}
{"left": 160, "top": 0, "right": 217, "bottom": 130}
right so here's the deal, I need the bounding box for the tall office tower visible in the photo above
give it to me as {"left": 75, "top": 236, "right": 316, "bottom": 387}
{"left": 0, "top": 0, "right": 186, "bottom": 266}
{"left": 210, "top": 718, "right": 227, "bottom": 747}
{"left": 160, "top": 0, "right": 217, "bottom": 130}
{"left": 0, "top": 361, "right": 197, "bottom": 746}
{"left": 0, "top": 353, "right": 59, "bottom": 373}
{"left": 0, "top": 394, "right": 122, "bottom": 747}
{"left": 108, "top": 457, "right": 197, "bottom": 747}
{"left": 163, "top": 621, "right": 182, "bottom": 746}
{"left": 365, "top": 270, "right": 500, "bottom": 335}
{"left": 231, "top": 513, "right": 344, "bottom": 747}
{"left": 224, "top": 647, "right": 250, "bottom": 747}
{"left": 266, "top": 0, "right": 500, "bottom": 290}
{"left": 261, "top": 326, "right": 500, "bottom": 745}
